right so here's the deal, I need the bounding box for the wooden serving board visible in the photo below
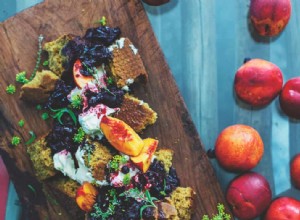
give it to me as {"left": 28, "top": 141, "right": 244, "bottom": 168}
{"left": 0, "top": 0, "right": 231, "bottom": 219}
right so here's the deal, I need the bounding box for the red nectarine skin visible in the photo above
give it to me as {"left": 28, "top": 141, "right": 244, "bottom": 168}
{"left": 215, "top": 124, "right": 264, "bottom": 171}
{"left": 265, "top": 197, "right": 300, "bottom": 220}
{"left": 250, "top": 0, "right": 291, "bottom": 36}
{"left": 234, "top": 59, "right": 283, "bottom": 107}
{"left": 100, "top": 116, "right": 144, "bottom": 156}
{"left": 76, "top": 182, "right": 98, "bottom": 212}
{"left": 279, "top": 77, "right": 300, "bottom": 119}
{"left": 226, "top": 172, "right": 272, "bottom": 220}
{"left": 290, "top": 154, "right": 300, "bottom": 189}
{"left": 73, "top": 59, "right": 94, "bottom": 88}
{"left": 131, "top": 138, "right": 158, "bottom": 172}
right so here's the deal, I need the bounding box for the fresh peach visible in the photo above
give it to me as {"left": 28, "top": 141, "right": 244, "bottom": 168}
{"left": 250, "top": 0, "right": 291, "bottom": 36}
{"left": 290, "top": 154, "right": 300, "bottom": 189}
{"left": 234, "top": 58, "right": 283, "bottom": 107}
{"left": 215, "top": 124, "right": 264, "bottom": 172}
{"left": 142, "top": 0, "right": 169, "bottom": 6}
{"left": 279, "top": 77, "right": 300, "bottom": 119}
{"left": 264, "top": 197, "right": 300, "bottom": 220}
{"left": 131, "top": 138, "right": 158, "bottom": 173}
{"left": 100, "top": 116, "right": 144, "bottom": 156}
{"left": 226, "top": 172, "right": 272, "bottom": 220}
{"left": 76, "top": 182, "right": 98, "bottom": 212}
{"left": 73, "top": 59, "right": 94, "bottom": 89}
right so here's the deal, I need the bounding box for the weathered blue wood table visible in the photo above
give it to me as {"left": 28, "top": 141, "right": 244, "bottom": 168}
{"left": 1, "top": 0, "right": 300, "bottom": 219}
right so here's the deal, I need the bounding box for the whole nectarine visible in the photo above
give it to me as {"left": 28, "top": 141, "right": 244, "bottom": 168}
{"left": 215, "top": 124, "right": 264, "bottom": 172}
{"left": 291, "top": 154, "right": 300, "bottom": 189}
{"left": 264, "top": 197, "right": 300, "bottom": 220}
{"left": 279, "top": 77, "right": 300, "bottom": 119}
{"left": 234, "top": 58, "right": 283, "bottom": 107}
{"left": 250, "top": 0, "right": 291, "bottom": 36}
{"left": 226, "top": 172, "right": 272, "bottom": 220}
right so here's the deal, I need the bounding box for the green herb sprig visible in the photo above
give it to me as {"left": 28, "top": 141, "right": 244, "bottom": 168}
{"left": 108, "top": 155, "right": 128, "bottom": 172}
{"left": 43, "top": 60, "right": 49, "bottom": 66}
{"left": 25, "top": 131, "right": 36, "bottom": 145}
{"left": 106, "top": 76, "right": 114, "bottom": 85}
{"left": 6, "top": 84, "right": 16, "bottom": 94}
{"left": 29, "top": 35, "right": 44, "bottom": 81}
{"left": 18, "top": 120, "right": 25, "bottom": 127}
{"left": 122, "top": 173, "right": 131, "bottom": 185}
{"left": 159, "top": 179, "right": 167, "bottom": 196}
{"left": 71, "top": 94, "right": 83, "bottom": 109}
{"left": 36, "top": 105, "right": 42, "bottom": 110}
{"left": 202, "top": 203, "right": 231, "bottom": 220}
{"left": 50, "top": 107, "right": 77, "bottom": 125}
{"left": 96, "top": 16, "right": 107, "bottom": 26}
{"left": 41, "top": 112, "right": 49, "bottom": 120}
{"left": 11, "top": 136, "right": 21, "bottom": 146}
{"left": 73, "top": 127, "right": 85, "bottom": 143}
{"left": 139, "top": 190, "right": 158, "bottom": 218}
{"left": 119, "top": 188, "right": 158, "bottom": 218}
{"left": 90, "top": 189, "right": 119, "bottom": 219}
{"left": 27, "top": 184, "right": 37, "bottom": 197}
{"left": 16, "top": 71, "right": 29, "bottom": 84}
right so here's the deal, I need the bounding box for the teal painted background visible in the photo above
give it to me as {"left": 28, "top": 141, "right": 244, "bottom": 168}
{"left": 1, "top": 0, "right": 300, "bottom": 219}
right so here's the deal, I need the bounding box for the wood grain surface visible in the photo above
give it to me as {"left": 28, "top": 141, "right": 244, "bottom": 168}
{"left": 0, "top": 0, "right": 230, "bottom": 219}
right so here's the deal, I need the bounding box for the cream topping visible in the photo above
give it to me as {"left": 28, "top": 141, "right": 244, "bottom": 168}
{"left": 78, "top": 104, "right": 117, "bottom": 139}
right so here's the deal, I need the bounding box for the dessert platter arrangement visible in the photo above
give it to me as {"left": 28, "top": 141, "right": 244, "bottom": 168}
{"left": 2, "top": 0, "right": 300, "bottom": 219}
{"left": 0, "top": 0, "right": 229, "bottom": 220}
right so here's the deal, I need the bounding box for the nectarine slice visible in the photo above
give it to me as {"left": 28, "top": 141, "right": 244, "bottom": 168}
{"left": 100, "top": 116, "right": 144, "bottom": 156}
{"left": 73, "top": 59, "right": 94, "bottom": 89}
{"left": 76, "top": 182, "right": 98, "bottom": 212}
{"left": 131, "top": 138, "right": 158, "bottom": 173}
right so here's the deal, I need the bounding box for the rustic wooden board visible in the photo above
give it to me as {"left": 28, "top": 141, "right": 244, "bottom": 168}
{"left": 0, "top": 0, "right": 230, "bottom": 219}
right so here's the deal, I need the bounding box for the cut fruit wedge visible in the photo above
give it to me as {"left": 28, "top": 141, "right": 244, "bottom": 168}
{"left": 131, "top": 138, "right": 158, "bottom": 173}
{"left": 100, "top": 116, "right": 144, "bottom": 156}
{"left": 75, "top": 182, "right": 98, "bottom": 212}
{"left": 73, "top": 59, "right": 94, "bottom": 89}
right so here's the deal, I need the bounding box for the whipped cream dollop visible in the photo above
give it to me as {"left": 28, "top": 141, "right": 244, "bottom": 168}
{"left": 78, "top": 104, "right": 117, "bottom": 139}
{"left": 53, "top": 148, "right": 108, "bottom": 185}
{"left": 108, "top": 37, "right": 126, "bottom": 51}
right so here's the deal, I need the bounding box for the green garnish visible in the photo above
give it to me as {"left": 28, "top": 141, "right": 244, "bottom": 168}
{"left": 96, "top": 16, "right": 107, "bottom": 26}
{"left": 11, "top": 136, "right": 21, "bottom": 146}
{"left": 71, "top": 94, "right": 83, "bottom": 109}
{"left": 159, "top": 179, "right": 167, "bottom": 196}
{"left": 43, "top": 60, "right": 49, "bottom": 66}
{"left": 29, "top": 35, "right": 44, "bottom": 81}
{"left": 108, "top": 155, "right": 128, "bottom": 172}
{"left": 18, "top": 120, "right": 25, "bottom": 127}
{"left": 27, "top": 184, "right": 37, "bottom": 197}
{"left": 90, "top": 189, "right": 119, "bottom": 219}
{"left": 202, "top": 203, "right": 231, "bottom": 220}
{"left": 119, "top": 188, "right": 158, "bottom": 218}
{"left": 73, "top": 127, "right": 85, "bottom": 143}
{"left": 6, "top": 84, "right": 16, "bottom": 94}
{"left": 50, "top": 107, "right": 77, "bottom": 125}
{"left": 41, "top": 112, "right": 49, "bottom": 120}
{"left": 16, "top": 71, "right": 29, "bottom": 84}
{"left": 107, "top": 76, "right": 114, "bottom": 85}
{"left": 82, "top": 62, "right": 95, "bottom": 75}
{"left": 25, "top": 131, "right": 36, "bottom": 145}
{"left": 36, "top": 104, "right": 42, "bottom": 110}
{"left": 122, "top": 173, "right": 131, "bottom": 185}
{"left": 139, "top": 190, "right": 158, "bottom": 217}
